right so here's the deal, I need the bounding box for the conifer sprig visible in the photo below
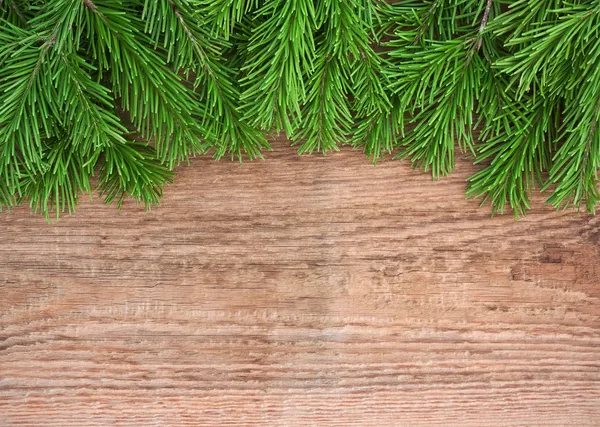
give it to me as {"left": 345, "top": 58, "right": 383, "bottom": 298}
{"left": 467, "top": 95, "right": 559, "bottom": 216}
{"left": 142, "top": 0, "right": 269, "bottom": 160}
{"left": 294, "top": 0, "right": 391, "bottom": 157}
{"left": 239, "top": 0, "right": 317, "bottom": 135}
{"left": 198, "top": 0, "right": 259, "bottom": 39}
{"left": 293, "top": 0, "right": 364, "bottom": 154}
{"left": 85, "top": 0, "right": 208, "bottom": 167}
{"left": 1, "top": 0, "right": 600, "bottom": 219}
{"left": 379, "top": 0, "right": 497, "bottom": 177}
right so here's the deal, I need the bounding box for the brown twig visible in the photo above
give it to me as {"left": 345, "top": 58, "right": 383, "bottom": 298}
{"left": 83, "top": 0, "right": 97, "bottom": 10}
{"left": 476, "top": 0, "right": 494, "bottom": 50}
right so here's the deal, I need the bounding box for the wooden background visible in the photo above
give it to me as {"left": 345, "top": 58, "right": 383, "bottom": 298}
{"left": 1, "top": 142, "right": 599, "bottom": 426}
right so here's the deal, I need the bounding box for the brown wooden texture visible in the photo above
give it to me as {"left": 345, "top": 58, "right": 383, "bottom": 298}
{"left": 1, "top": 142, "right": 600, "bottom": 426}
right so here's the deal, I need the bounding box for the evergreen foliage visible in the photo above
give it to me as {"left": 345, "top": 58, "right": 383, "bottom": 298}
{"left": 1, "top": 0, "right": 599, "bottom": 219}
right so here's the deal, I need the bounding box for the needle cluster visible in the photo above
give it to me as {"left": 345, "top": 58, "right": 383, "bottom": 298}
{"left": 1, "top": 0, "right": 599, "bottom": 218}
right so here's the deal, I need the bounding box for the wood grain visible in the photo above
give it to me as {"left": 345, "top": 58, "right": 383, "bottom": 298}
{"left": 1, "top": 141, "right": 599, "bottom": 426}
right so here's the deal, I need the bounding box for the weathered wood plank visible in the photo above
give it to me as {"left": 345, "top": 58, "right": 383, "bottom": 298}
{"left": 1, "top": 142, "right": 599, "bottom": 426}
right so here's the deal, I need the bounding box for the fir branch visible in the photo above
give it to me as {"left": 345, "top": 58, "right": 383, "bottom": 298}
{"left": 97, "top": 142, "right": 173, "bottom": 209}
{"left": 142, "top": 0, "right": 269, "bottom": 160}
{"left": 546, "top": 95, "right": 600, "bottom": 212}
{"left": 0, "top": 178, "right": 14, "bottom": 211}
{"left": 0, "top": 0, "right": 87, "bottom": 191}
{"left": 0, "top": 25, "right": 47, "bottom": 183}
{"left": 293, "top": 0, "right": 367, "bottom": 154}
{"left": 352, "top": 48, "right": 391, "bottom": 120}
{"left": 350, "top": 1, "right": 417, "bottom": 162}
{"left": 384, "top": 0, "right": 500, "bottom": 177}
{"left": 350, "top": 0, "right": 391, "bottom": 118}
{"left": 240, "top": 0, "right": 317, "bottom": 135}
{"left": 52, "top": 52, "right": 127, "bottom": 153}
{"left": 294, "top": 52, "right": 352, "bottom": 154}
{"left": 83, "top": 0, "right": 208, "bottom": 167}
{"left": 351, "top": 52, "right": 396, "bottom": 161}
{"left": 19, "top": 138, "right": 93, "bottom": 221}
{"left": 386, "top": 38, "right": 480, "bottom": 176}
{"left": 475, "top": 0, "right": 493, "bottom": 50}
{"left": 2, "top": 0, "right": 600, "bottom": 218}
{"left": 54, "top": 52, "right": 172, "bottom": 209}
{"left": 196, "top": 0, "right": 260, "bottom": 39}
{"left": 295, "top": 0, "right": 391, "bottom": 156}
{"left": 495, "top": 1, "right": 600, "bottom": 98}
{"left": 413, "top": 0, "right": 445, "bottom": 44}
{"left": 352, "top": 100, "right": 402, "bottom": 162}
{"left": 489, "top": 0, "right": 564, "bottom": 41}
{"left": 468, "top": 96, "right": 558, "bottom": 217}
{"left": 1, "top": 0, "right": 28, "bottom": 24}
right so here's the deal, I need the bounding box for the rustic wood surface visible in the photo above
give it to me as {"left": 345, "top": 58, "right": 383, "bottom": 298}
{"left": 1, "top": 142, "right": 599, "bottom": 426}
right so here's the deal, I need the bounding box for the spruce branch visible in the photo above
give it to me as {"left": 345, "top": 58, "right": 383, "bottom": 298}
{"left": 97, "top": 141, "right": 173, "bottom": 209}
{"left": 350, "top": 1, "right": 392, "bottom": 117}
{"left": 468, "top": 96, "right": 558, "bottom": 217}
{"left": 489, "top": 0, "right": 564, "bottom": 41}
{"left": 383, "top": 0, "right": 501, "bottom": 177}
{"left": 196, "top": 0, "right": 260, "bottom": 39}
{"left": 55, "top": 52, "right": 172, "bottom": 210}
{"left": 0, "top": 25, "right": 48, "bottom": 184}
{"left": 495, "top": 1, "right": 600, "bottom": 98}
{"left": 491, "top": 0, "right": 600, "bottom": 212}
{"left": 52, "top": 52, "right": 127, "bottom": 153}
{"left": 475, "top": 0, "right": 493, "bottom": 50}
{"left": 387, "top": 37, "right": 481, "bottom": 177}
{"left": 296, "top": 0, "right": 394, "bottom": 160}
{"left": 352, "top": 99, "right": 402, "bottom": 162}
{"left": 413, "top": 0, "right": 444, "bottom": 44}
{"left": 142, "top": 0, "right": 269, "bottom": 160}
{"left": 546, "top": 95, "right": 600, "bottom": 212}
{"left": 293, "top": 0, "right": 371, "bottom": 154}
{"left": 1, "top": 0, "right": 28, "bottom": 24}
{"left": 240, "top": 0, "right": 317, "bottom": 135}
{"left": 19, "top": 138, "right": 93, "bottom": 221}
{"left": 2, "top": 0, "right": 600, "bottom": 218}
{"left": 293, "top": 51, "right": 352, "bottom": 154}
{"left": 0, "top": 177, "right": 14, "bottom": 211}
{"left": 84, "top": 0, "right": 208, "bottom": 167}
{"left": 0, "top": 0, "right": 87, "bottom": 191}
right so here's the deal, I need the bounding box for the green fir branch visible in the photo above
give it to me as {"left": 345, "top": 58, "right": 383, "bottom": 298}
{"left": 546, "top": 95, "right": 600, "bottom": 212}
{"left": 240, "top": 0, "right": 317, "bottom": 135}
{"left": 196, "top": 0, "right": 260, "bottom": 39}
{"left": 97, "top": 141, "right": 174, "bottom": 209}
{"left": 468, "top": 96, "right": 559, "bottom": 217}
{"left": 19, "top": 137, "right": 93, "bottom": 221}
{"left": 1, "top": 0, "right": 600, "bottom": 218}
{"left": 83, "top": 0, "right": 209, "bottom": 168}
{"left": 293, "top": 0, "right": 370, "bottom": 154}
{"left": 142, "top": 0, "right": 269, "bottom": 160}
